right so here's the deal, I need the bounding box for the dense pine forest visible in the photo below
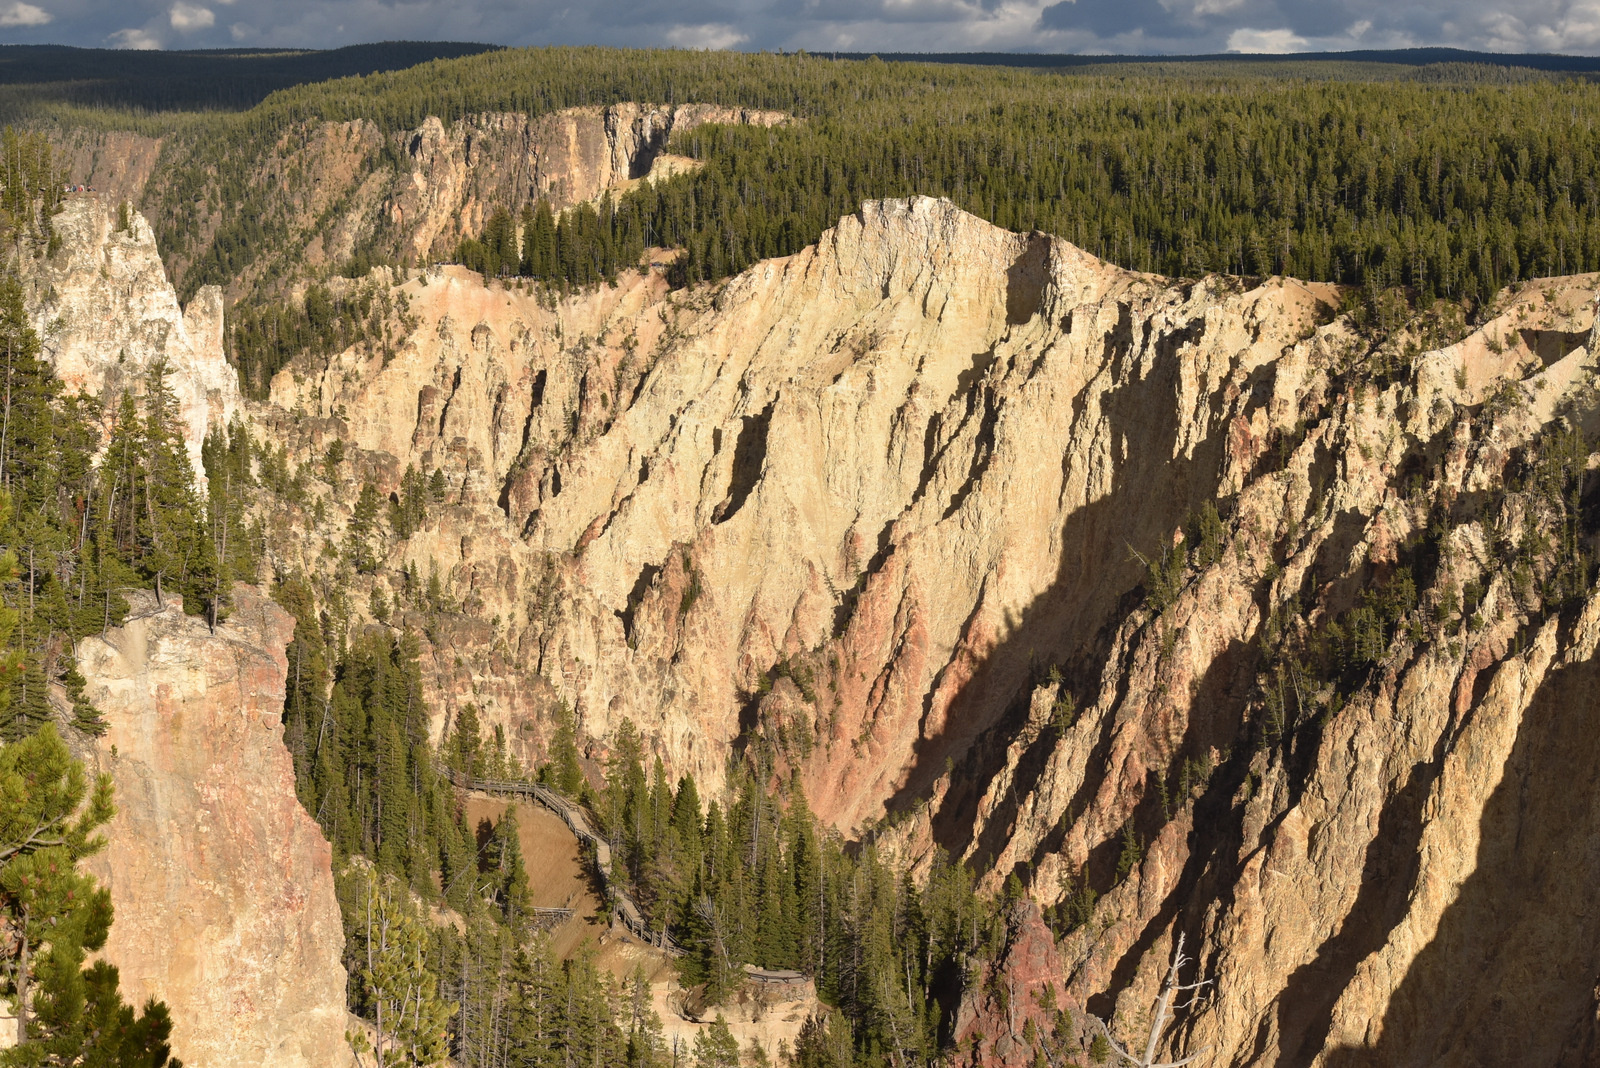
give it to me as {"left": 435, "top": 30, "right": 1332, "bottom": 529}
{"left": 0, "top": 42, "right": 498, "bottom": 119}
{"left": 88, "top": 46, "right": 1600, "bottom": 316}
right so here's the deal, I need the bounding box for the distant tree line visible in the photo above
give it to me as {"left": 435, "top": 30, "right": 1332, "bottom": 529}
{"left": 128, "top": 47, "right": 1600, "bottom": 309}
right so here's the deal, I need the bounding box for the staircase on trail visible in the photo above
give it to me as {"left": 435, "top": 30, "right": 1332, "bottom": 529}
{"left": 445, "top": 770, "right": 678, "bottom": 952}
{"left": 448, "top": 769, "right": 811, "bottom": 985}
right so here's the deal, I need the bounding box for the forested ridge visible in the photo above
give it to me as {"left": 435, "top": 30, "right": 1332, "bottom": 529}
{"left": 112, "top": 46, "right": 1600, "bottom": 315}
{"left": 0, "top": 42, "right": 498, "bottom": 121}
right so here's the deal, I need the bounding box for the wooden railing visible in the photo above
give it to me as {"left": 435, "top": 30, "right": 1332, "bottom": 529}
{"left": 447, "top": 768, "right": 810, "bottom": 985}
{"left": 443, "top": 768, "right": 680, "bottom": 953}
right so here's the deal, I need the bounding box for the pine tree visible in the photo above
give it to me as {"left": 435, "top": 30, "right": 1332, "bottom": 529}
{"left": 543, "top": 703, "right": 584, "bottom": 797}
{"left": 447, "top": 704, "right": 483, "bottom": 779}
{"left": 350, "top": 869, "right": 452, "bottom": 1068}
{"left": 493, "top": 808, "right": 531, "bottom": 926}
{"left": 691, "top": 1015, "right": 740, "bottom": 1068}
{"left": 521, "top": 201, "right": 556, "bottom": 279}
{"left": 348, "top": 482, "right": 386, "bottom": 574}
{"left": 0, "top": 725, "right": 179, "bottom": 1066}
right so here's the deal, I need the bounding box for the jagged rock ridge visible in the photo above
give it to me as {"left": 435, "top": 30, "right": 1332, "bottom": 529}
{"left": 252, "top": 193, "right": 1600, "bottom": 1066}
{"left": 30, "top": 196, "right": 241, "bottom": 480}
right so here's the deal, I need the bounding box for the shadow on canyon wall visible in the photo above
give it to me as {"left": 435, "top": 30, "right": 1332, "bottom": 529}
{"left": 882, "top": 264, "right": 1246, "bottom": 869}
{"left": 1320, "top": 652, "right": 1600, "bottom": 1068}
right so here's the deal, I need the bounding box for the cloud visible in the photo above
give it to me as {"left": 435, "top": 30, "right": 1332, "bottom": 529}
{"left": 1038, "top": 0, "right": 1195, "bottom": 38}
{"left": 0, "top": 1, "right": 49, "bottom": 26}
{"left": 663, "top": 22, "right": 748, "bottom": 48}
{"left": 107, "top": 25, "right": 160, "bottom": 47}
{"left": 14, "top": 0, "right": 1600, "bottom": 57}
{"left": 169, "top": 2, "right": 215, "bottom": 30}
{"left": 1227, "top": 25, "right": 1308, "bottom": 50}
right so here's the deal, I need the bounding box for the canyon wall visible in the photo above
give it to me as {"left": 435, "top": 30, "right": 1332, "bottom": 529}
{"left": 259, "top": 197, "right": 1332, "bottom": 824}
{"left": 31, "top": 146, "right": 1597, "bottom": 1065}
{"left": 144, "top": 102, "right": 785, "bottom": 298}
{"left": 250, "top": 192, "right": 1600, "bottom": 1065}
{"left": 79, "top": 587, "right": 350, "bottom": 1068}
{"left": 50, "top": 127, "right": 165, "bottom": 207}
{"left": 31, "top": 196, "right": 241, "bottom": 479}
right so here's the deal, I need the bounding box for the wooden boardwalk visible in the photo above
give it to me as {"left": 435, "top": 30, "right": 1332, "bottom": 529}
{"left": 448, "top": 769, "right": 811, "bottom": 986}
{"left": 445, "top": 769, "right": 681, "bottom": 953}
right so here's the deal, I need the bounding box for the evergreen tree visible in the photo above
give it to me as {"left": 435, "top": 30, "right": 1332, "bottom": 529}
{"left": 97, "top": 364, "right": 215, "bottom": 617}
{"left": 0, "top": 725, "right": 179, "bottom": 1066}
{"left": 348, "top": 482, "right": 386, "bottom": 574}
{"left": 691, "top": 1015, "right": 740, "bottom": 1068}
{"left": 542, "top": 703, "right": 584, "bottom": 798}
{"left": 350, "top": 869, "right": 451, "bottom": 1068}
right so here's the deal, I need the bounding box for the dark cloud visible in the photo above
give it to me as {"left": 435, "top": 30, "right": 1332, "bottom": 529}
{"left": 1, "top": 0, "right": 1598, "bottom": 57}
{"left": 1038, "top": 0, "right": 1198, "bottom": 39}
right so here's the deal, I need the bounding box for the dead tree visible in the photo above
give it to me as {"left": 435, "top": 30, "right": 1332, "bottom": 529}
{"left": 1102, "top": 932, "right": 1211, "bottom": 1068}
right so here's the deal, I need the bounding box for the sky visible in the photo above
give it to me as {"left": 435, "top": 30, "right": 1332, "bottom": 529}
{"left": 3, "top": 0, "right": 1600, "bottom": 56}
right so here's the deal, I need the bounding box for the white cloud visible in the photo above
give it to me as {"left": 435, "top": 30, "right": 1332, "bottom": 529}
{"left": 1227, "top": 26, "right": 1309, "bottom": 52}
{"left": 107, "top": 26, "right": 161, "bottom": 47}
{"left": 0, "top": 2, "right": 50, "bottom": 26}
{"left": 663, "top": 23, "right": 749, "bottom": 49}
{"left": 169, "top": 1, "right": 214, "bottom": 30}
{"left": 35, "top": 0, "right": 1600, "bottom": 57}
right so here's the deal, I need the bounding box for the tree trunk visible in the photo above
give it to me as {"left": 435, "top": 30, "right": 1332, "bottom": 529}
{"left": 15, "top": 918, "right": 29, "bottom": 1046}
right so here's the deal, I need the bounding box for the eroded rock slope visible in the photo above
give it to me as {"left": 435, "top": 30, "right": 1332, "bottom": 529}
{"left": 30, "top": 196, "right": 241, "bottom": 479}
{"left": 248, "top": 193, "right": 1600, "bottom": 1066}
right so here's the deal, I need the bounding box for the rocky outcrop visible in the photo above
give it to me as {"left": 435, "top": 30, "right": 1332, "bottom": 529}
{"left": 257, "top": 197, "right": 1321, "bottom": 819}
{"left": 380, "top": 104, "right": 786, "bottom": 266}
{"left": 149, "top": 103, "right": 786, "bottom": 298}
{"left": 951, "top": 901, "right": 1093, "bottom": 1067}
{"left": 48, "top": 128, "right": 165, "bottom": 207}
{"left": 250, "top": 194, "right": 1600, "bottom": 1065}
{"left": 914, "top": 267, "right": 1600, "bottom": 1067}
{"left": 30, "top": 196, "right": 242, "bottom": 479}
{"left": 79, "top": 586, "right": 350, "bottom": 1068}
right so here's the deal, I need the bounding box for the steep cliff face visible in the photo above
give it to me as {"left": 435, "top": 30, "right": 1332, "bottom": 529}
{"left": 30, "top": 196, "right": 241, "bottom": 479}
{"left": 912, "top": 267, "right": 1600, "bottom": 1067}
{"left": 149, "top": 103, "right": 785, "bottom": 298}
{"left": 259, "top": 197, "right": 1329, "bottom": 823}
{"left": 49, "top": 128, "right": 165, "bottom": 206}
{"left": 251, "top": 193, "right": 1600, "bottom": 1065}
{"left": 78, "top": 586, "right": 349, "bottom": 1068}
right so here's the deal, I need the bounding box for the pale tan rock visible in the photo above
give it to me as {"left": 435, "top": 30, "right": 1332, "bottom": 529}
{"left": 126, "top": 183, "right": 1600, "bottom": 1066}
{"left": 78, "top": 588, "right": 350, "bottom": 1068}
{"left": 30, "top": 196, "right": 243, "bottom": 481}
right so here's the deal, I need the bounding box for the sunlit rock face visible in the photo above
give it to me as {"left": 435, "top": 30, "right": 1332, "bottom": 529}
{"left": 46, "top": 160, "right": 1595, "bottom": 1067}
{"left": 79, "top": 587, "right": 350, "bottom": 1068}
{"left": 32, "top": 196, "right": 242, "bottom": 481}
{"left": 260, "top": 193, "right": 1600, "bottom": 1065}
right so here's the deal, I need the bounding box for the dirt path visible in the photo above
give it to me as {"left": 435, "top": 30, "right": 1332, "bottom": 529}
{"left": 462, "top": 794, "right": 674, "bottom": 977}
